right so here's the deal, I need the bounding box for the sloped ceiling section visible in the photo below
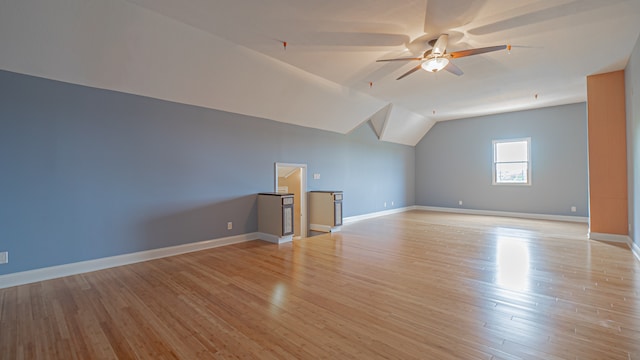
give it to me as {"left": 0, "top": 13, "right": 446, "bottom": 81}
{"left": 364, "top": 103, "right": 433, "bottom": 145}
{"left": 0, "top": 0, "right": 428, "bottom": 145}
{"left": 368, "top": 104, "right": 392, "bottom": 139}
{"left": 1, "top": 0, "right": 640, "bottom": 146}
{"left": 384, "top": 105, "right": 436, "bottom": 145}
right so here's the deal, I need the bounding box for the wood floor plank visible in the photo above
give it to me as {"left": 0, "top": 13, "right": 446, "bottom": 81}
{"left": 1, "top": 210, "right": 640, "bottom": 359}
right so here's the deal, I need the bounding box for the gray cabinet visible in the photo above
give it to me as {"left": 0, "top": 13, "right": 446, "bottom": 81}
{"left": 258, "top": 193, "right": 294, "bottom": 243}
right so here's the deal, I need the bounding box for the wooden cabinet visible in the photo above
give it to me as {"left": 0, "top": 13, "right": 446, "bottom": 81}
{"left": 309, "top": 191, "right": 343, "bottom": 233}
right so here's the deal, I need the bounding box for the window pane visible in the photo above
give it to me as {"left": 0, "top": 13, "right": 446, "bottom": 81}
{"left": 496, "top": 162, "right": 528, "bottom": 183}
{"left": 496, "top": 141, "right": 527, "bottom": 162}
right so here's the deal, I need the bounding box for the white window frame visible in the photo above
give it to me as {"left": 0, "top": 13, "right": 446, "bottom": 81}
{"left": 492, "top": 137, "right": 531, "bottom": 186}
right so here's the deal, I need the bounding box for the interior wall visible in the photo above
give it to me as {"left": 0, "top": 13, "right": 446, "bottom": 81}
{"left": 626, "top": 33, "right": 640, "bottom": 247}
{"left": 587, "top": 71, "right": 628, "bottom": 235}
{"left": 415, "top": 103, "right": 589, "bottom": 217}
{"left": 0, "top": 70, "right": 415, "bottom": 275}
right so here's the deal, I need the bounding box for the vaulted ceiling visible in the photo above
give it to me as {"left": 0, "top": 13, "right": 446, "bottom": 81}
{"left": 1, "top": 0, "right": 639, "bottom": 145}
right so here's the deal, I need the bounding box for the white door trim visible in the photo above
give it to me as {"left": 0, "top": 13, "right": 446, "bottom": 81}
{"left": 275, "top": 162, "right": 308, "bottom": 238}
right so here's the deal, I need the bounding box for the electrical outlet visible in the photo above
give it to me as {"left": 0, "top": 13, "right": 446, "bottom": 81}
{"left": 384, "top": 202, "right": 387, "bottom": 208}
{"left": 227, "top": 222, "right": 233, "bottom": 230}
{"left": 0, "top": 251, "right": 8, "bottom": 264}
{"left": 458, "top": 200, "right": 463, "bottom": 206}
{"left": 391, "top": 201, "right": 394, "bottom": 206}
{"left": 313, "top": 173, "right": 320, "bottom": 180}
{"left": 571, "top": 206, "right": 577, "bottom": 213}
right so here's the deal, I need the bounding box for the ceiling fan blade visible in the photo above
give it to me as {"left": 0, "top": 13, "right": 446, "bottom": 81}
{"left": 424, "top": 0, "right": 488, "bottom": 34}
{"left": 449, "top": 45, "right": 507, "bottom": 59}
{"left": 468, "top": 1, "right": 614, "bottom": 36}
{"left": 377, "top": 57, "right": 422, "bottom": 62}
{"left": 396, "top": 64, "right": 423, "bottom": 80}
{"left": 444, "top": 61, "right": 463, "bottom": 76}
{"left": 432, "top": 34, "right": 449, "bottom": 56}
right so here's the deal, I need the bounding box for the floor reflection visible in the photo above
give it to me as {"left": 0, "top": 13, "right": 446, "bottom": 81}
{"left": 270, "top": 282, "right": 287, "bottom": 315}
{"left": 496, "top": 230, "right": 531, "bottom": 292}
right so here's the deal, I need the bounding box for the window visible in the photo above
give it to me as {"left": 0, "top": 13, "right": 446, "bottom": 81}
{"left": 493, "top": 138, "right": 531, "bottom": 185}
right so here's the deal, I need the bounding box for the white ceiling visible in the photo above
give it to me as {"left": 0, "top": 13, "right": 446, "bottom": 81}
{"left": 1, "top": 0, "right": 640, "bottom": 145}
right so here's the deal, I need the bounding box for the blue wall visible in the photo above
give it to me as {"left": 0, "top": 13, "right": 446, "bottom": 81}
{"left": 415, "top": 103, "right": 589, "bottom": 217}
{"left": 626, "top": 33, "right": 640, "bottom": 248}
{"left": 0, "top": 70, "right": 415, "bottom": 274}
{"left": 0, "top": 68, "right": 603, "bottom": 276}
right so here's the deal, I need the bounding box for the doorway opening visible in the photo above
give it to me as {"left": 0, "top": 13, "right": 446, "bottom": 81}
{"left": 275, "top": 163, "right": 307, "bottom": 238}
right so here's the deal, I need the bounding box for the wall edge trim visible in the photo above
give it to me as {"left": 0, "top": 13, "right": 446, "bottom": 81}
{"left": 257, "top": 232, "right": 293, "bottom": 244}
{"left": 629, "top": 239, "right": 640, "bottom": 263}
{"left": 343, "top": 206, "right": 417, "bottom": 224}
{"left": 589, "top": 233, "right": 640, "bottom": 263}
{"left": 588, "top": 232, "right": 631, "bottom": 243}
{"left": 414, "top": 206, "right": 589, "bottom": 223}
{"left": 0, "top": 232, "right": 260, "bottom": 289}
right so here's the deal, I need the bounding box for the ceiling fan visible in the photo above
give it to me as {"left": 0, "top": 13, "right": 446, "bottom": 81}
{"left": 377, "top": 34, "right": 508, "bottom": 80}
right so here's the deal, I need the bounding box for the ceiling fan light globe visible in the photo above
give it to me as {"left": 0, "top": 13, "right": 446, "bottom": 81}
{"left": 421, "top": 57, "right": 449, "bottom": 72}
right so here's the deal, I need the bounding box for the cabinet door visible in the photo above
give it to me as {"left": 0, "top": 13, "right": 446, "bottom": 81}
{"left": 283, "top": 205, "right": 294, "bottom": 235}
{"left": 334, "top": 202, "right": 342, "bottom": 226}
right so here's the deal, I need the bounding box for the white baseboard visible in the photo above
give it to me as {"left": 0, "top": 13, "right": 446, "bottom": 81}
{"left": 589, "top": 233, "right": 640, "bottom": 264}
{"left": 414, "top": 206, "right": 589, "bottom": 223}
{"left": 257, "top": 232, "right": 293, "bottom": 244}
{"left": 343, "top": 206, "right": 416, "bottom": 224}
{"left": 5, "top": 208, "right": 627, "bottom": 288}
{"left": 0, "top": 232, "right": 260, "bottom": 289}
{"left": 629, "top": 239, "right": 640, "bottom": 263}
{"left": 588, "top": 232, "right": 630, "bottom": 243}
{"left": 309, "top": 224, "right": 342, "bottom": 233}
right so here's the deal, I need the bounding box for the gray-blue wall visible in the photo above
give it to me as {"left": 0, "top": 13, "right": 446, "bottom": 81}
{"left": 0, "top": 70, "right": 415, "bottom": 275}
{"left": 415, "top": 103, "right": 589, "bottom": 217}
{"left": 626, "top": 33, "right": 640, "bottom": 248}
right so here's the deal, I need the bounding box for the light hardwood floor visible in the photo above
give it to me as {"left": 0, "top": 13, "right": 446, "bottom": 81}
{"left": 1, "top": 211, "right": 639, "bottom": 359}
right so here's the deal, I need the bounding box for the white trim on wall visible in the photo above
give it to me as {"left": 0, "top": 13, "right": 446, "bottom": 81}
{"left": 414, "top": 206, "right": 589, "bottom": 223}
{"left": 0, "top": 233, "right": 261, "bottom": 289}
{"left": 343, "top": 206, "right": 416, "bottom": 224}
{"left": 629, "top": 240, "right": 640, "bottom": 263}
{"left": 343, "top": 205, "right": 590, "bottom": 224}
{"left": 257, "top": 232, "right": 293, "bottom": 244}
{"left": 588, "top": 232, "right": 631, "bottom": 243}
{"left": 8, "top": 206, "right": 635, "bottom": 289}
{"left": 309, "top": 224, "right": 342, "bottom": 233}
